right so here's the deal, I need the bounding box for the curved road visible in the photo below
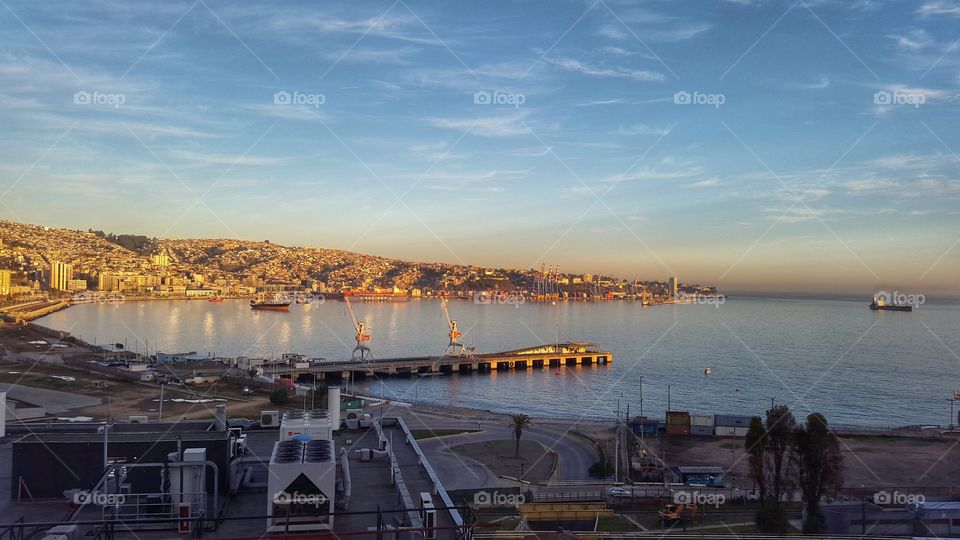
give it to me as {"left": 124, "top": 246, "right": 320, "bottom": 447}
{"left": 394, "top": 410, "right": 599, "bottom": 490}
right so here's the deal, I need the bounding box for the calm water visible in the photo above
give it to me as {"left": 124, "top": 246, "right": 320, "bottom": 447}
{"left": 37, "top": 296, "right": 960, "bottom": 427}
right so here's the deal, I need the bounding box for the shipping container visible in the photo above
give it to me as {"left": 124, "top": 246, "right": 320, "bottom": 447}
{"left": 733, "top": 427, "right": 750, "bottom": 437}
{"left": 666, "top": 411, "right": 691, "bottom": 425}
{"left": 690, "top": 425, "right": 714, "bottom": 436}
{"left": 690, "top": 415, "right": 714, "bottom": 427}
{"left": 714, "top": 414, "right": 753, "bottom": 427}
{"left": 629, "top": 418, "right": 659, "bottom": 435}
{"left": 715, "top": 425, "right": 736, "bottom": 437}
{"left": 665, "top": 423, "right": 690, "bottom": 436}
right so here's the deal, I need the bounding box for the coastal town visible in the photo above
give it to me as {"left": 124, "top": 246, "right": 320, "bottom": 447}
{"left": 0, "top": 219, "right": 719, "bottom": 318}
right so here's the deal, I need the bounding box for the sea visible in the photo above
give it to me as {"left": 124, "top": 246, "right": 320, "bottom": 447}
{"left": 36, "top": 295, "right": 960, "bottom": 427}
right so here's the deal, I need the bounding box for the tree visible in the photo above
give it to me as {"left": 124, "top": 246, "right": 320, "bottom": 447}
{"left": 744, "top": 404, "right": 797, "bottom": 533}
{"left": 269, "top": 388, "right": 290, "bottom": 405}
{"left": 745, "top": 416, "right": 767, "bottom": 500}
{"left": 509, "top": 413, "right": 532, "bottom": 457}
{"left": 794, "top": 413, "right": 843, "bottom": 533}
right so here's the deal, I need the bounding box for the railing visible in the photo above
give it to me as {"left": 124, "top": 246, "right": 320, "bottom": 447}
{"left": 0, "top": 518, "right": 23, "bottom": 540}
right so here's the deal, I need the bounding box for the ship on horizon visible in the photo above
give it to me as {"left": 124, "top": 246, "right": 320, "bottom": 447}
{"left": 869, "top": 294, "right": 913, "bottom": 312}
{"left": 250, "top": 293, "right": 291, "bottom": 312}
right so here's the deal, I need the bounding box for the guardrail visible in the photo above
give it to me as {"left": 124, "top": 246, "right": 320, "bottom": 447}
{"left": 395, "top": 416, "right": 465, "bottom": 529}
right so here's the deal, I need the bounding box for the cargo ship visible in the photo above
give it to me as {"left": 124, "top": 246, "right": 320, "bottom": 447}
{"left": 869, "top": 295, "right": 912, "bottom": 312}
{"left": 251, "top": 294, "right": 291, "bottom": 311}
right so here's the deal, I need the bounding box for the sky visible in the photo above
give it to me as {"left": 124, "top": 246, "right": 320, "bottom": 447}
{"left": 0, "top": 0, "right": 958, "bottom": 295}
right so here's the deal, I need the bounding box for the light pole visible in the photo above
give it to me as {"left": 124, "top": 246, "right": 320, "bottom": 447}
{"left": 667, "top": 384, "right": 671, "bottom": 412}
{"left": 639, "top": 376, "right": 644, "bottom": 418}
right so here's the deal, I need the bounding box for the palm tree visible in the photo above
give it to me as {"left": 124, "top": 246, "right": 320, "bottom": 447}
{"left": 510, "top": 413, "right": 532, "bottom": 457}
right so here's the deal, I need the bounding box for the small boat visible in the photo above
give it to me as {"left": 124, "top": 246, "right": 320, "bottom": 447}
{"left": 704, "top": 368, "right": 713, "bottom": 376}
{"left": 208, "top": 297, "right": 224, "bottom": 303}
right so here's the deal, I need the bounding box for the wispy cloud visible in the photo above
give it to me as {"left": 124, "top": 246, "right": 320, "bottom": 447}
{"left": 545, "top": 57, "right": 665, "bottom": 82}
{"left": 427, "top": 113, "right": 531, "bottom": 137}
{"left": 917, "top": 1, "right": 960, "bottom": 17}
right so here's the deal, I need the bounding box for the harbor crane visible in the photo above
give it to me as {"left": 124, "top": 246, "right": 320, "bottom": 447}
{"left": 344, "top": 295, "right": 373, "bottom": 361}
{"left": 441, "top": 297, "right": 474, "bottom": 357}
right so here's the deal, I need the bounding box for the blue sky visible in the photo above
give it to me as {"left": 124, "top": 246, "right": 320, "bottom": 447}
{"left": 0, "top": 0, "right": 958, "bottom": 294}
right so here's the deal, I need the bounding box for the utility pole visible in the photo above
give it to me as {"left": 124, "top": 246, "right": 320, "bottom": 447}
{"left": 667, "top": 384, "right": 671, "bottom": 412}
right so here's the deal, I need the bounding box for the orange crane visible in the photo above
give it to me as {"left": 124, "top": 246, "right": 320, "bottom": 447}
{"left": 344, "top": 295, "right": 373, "bottom": 361}
{"left": 441, "top": 297, "right": 474, "bottom": 357}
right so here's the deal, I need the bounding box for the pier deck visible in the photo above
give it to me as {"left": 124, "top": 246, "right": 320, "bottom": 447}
{"left": 261, "top": 342, "right": 612, "bottom": 383}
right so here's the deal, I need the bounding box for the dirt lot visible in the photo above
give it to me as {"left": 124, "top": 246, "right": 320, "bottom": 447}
{"left": 450, "top": 439, "right": 556, "bottom": 484}
{"left": 657, "top": 433, "right": 960, "bottom": 489}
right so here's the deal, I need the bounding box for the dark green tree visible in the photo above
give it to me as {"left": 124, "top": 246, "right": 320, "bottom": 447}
{"left": 269, "top": 388, "right": 290, "bottom": 405}
{"left": 745, "top": 416, "right": 767, "bottom": 500}
{"left": 794, "top": 413, "right": 843, "bottom": 533}
{"left": 509, "top": 413, "right": 532, "bottom": 457}
{"left": 744, "top": 404, "right": 797, "bottom": 533}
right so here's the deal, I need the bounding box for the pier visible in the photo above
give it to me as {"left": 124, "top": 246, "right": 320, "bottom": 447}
{"left": 261, "top": 342, "right": 612, "bottom": 383}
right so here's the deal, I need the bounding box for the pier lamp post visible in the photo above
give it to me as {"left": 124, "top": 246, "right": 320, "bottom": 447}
{"left": 948, "top": 399, "right": 956, "bottom": 430}
{"left": 639, "top": 376, "right": 644, "bottom": 418}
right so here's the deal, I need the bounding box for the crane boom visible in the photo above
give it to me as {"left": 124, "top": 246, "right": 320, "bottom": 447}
{"left": 344, "top": 295, "right": 373, "bottom": 361}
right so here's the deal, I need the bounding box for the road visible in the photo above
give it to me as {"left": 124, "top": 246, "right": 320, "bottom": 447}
{"left": 393, "top": 410, "right": 600, "bottom": 490}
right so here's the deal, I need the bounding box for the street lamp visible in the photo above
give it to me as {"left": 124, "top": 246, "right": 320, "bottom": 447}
{"left": 639, "top": 376, "right": 644, "bottom": 418}
{"left": 947, "top": 399, "right": 956, "bottom": 430}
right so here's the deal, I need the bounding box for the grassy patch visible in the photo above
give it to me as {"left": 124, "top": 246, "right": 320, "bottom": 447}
{"left": 410, "top": 428, "right": 480, "bottom": 440}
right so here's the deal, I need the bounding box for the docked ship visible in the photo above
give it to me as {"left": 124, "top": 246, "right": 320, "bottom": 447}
{"left": 251, "top": 294, "right": 291, "bottom": 311}
{"left": 869, "top": 294, "right": 913, "bottom": 312}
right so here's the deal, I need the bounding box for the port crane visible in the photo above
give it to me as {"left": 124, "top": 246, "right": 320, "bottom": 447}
{"left": 441, "top": 297, "right": 474, "bottom": 357}
{"left": 344, "top": 295, "right": 373, "bottom": 361}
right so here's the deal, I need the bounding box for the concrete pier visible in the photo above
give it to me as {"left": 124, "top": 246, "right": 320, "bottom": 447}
{"left": 261, "top": 342, "right": 612, "bottom": 383}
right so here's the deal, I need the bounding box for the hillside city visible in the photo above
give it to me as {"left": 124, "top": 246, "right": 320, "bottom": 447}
{"left": 0, "top": 219, "right": 715, "bottom": 305}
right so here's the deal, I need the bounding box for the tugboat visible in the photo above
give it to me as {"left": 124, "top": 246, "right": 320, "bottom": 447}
{"left": 250, "top": 294, "right": 291, "bottom": 312}
{"left": 869, "top": 294, "right": 912, "bottom": 312}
